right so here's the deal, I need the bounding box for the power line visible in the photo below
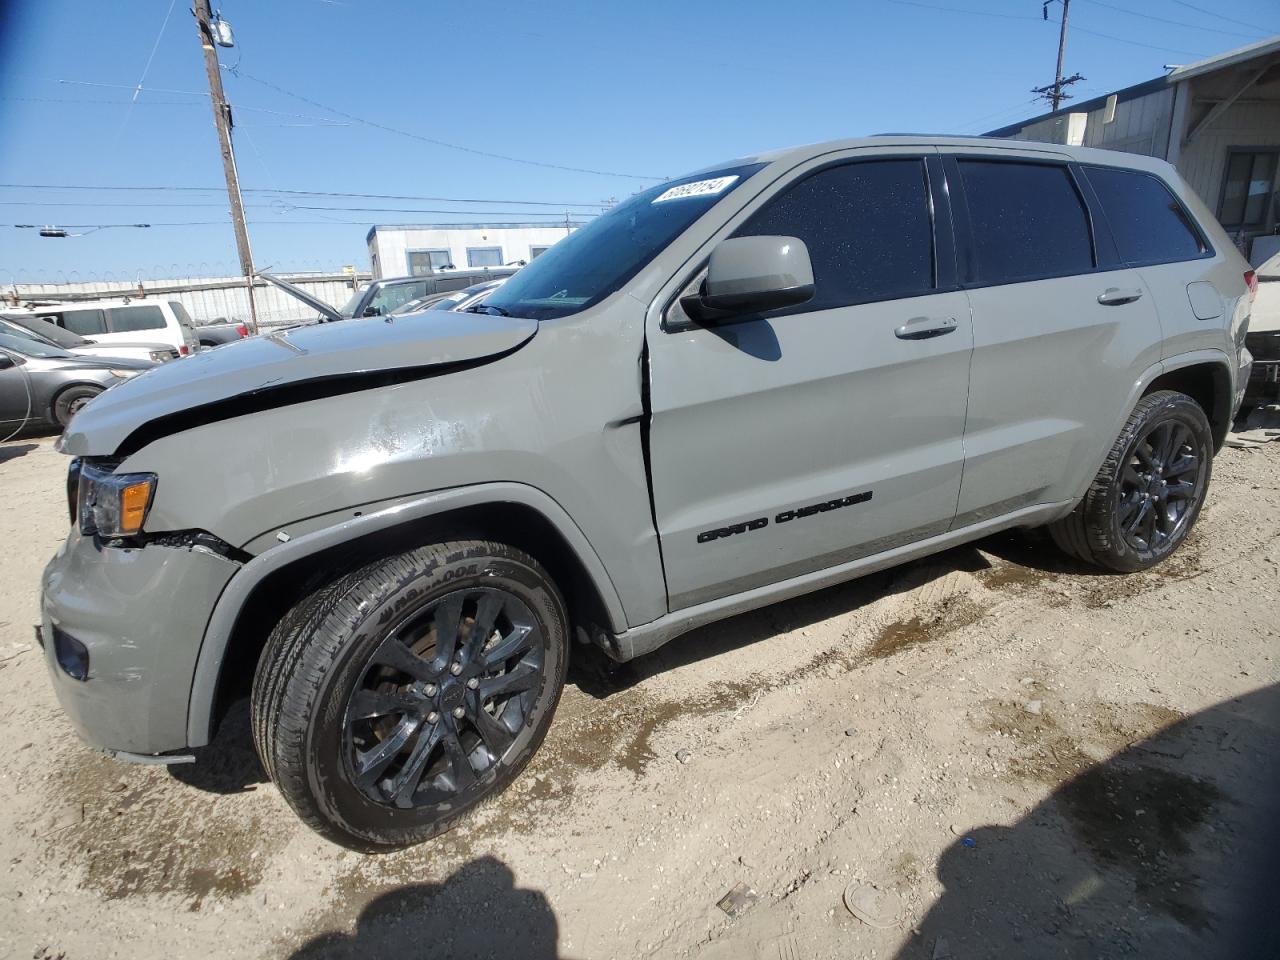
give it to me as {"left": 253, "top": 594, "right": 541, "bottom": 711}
{"left": 0, "top": 200, "right": 597, "bottom": 216}
{"left": 883, "top": 0, "right": 1205, "bottom": 56}
{"left": 9, "top": 219, "right": 594, "bottom": 229}
{"left": 1076, "top": 0, "right": 1268, "bottom": 40}
{"left": 0, "top": 182, "right": 612, "bottom": 207}
{"left": 223, "top": 68, "right": 664, "bottom": 181}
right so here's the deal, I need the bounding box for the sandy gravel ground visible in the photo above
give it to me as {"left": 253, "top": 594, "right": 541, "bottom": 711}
{"left": 0, "top": 431, "right": 1277, "bottom": 960}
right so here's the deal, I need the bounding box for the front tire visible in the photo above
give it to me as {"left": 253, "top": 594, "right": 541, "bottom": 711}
{"left": 52, "top": 385, "right": 103, "bottom": 428}
{"left": 1050, "top": 390, "right": 1212, "bottom": 572}
{"left": 251, "top": 540, "right": 568, "bottom": 851}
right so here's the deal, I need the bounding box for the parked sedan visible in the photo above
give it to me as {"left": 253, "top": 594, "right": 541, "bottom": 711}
{"left": 0, "top": 330, "right": 153, "bottom": 432}
{"left": 390, "top": 278, "right": 510, "bottom": 316}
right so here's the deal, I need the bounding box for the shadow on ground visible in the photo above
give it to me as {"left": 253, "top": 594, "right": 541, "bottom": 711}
{"left": 0, "top": 441, "right": 38, "bottom": 463}
{"left": 895, "top": 682, "right": 1280, "bottom": 960}
{"left": 288, "top": 855, "right": 561, "bottom": 959}
{"left": 169, "top": 697, "right": 268, "bottom": 793}
{"left": 569, "top": 528, "right": 1101, "bottom": 700}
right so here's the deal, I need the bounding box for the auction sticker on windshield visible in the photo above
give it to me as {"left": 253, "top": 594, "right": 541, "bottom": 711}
{"left": 652, "top": 176, "right": 739, "bottom": 204}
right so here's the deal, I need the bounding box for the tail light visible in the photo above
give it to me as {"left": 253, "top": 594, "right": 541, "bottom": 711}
{"left": 236, "top": 324, "right": 248, "bottom": 337}
{"left": 1245, "top": 270, "right": 1258, "bottom": 302}
{"left": 179, "top": 345, "right": 189, "bottom": 356}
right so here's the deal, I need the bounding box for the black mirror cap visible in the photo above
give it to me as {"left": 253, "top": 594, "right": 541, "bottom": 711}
{"left": 701, "top": 282, "right": 815, "bottom": 314}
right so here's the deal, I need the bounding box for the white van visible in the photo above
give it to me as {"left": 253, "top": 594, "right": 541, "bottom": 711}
{"left": 26, "top": 300, "right": 202, "bottom": 357}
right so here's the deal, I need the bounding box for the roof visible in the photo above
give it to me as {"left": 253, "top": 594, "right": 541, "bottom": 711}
{"left": 985, "top": 33, "right": 1280, "bottom": 138}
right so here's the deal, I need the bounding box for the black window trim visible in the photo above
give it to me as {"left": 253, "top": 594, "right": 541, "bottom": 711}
{"left": 943, "top": 153, "right": 1109, "bottom": 290}
{"left": 1081, "top": 163, "right": 1214, "bottom": 268}
{"left": 663, "top": 152, "right": 954, "bottom": 331}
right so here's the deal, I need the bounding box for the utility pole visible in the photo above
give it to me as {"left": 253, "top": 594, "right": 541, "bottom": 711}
{"left": 1052, "top": 0, "right": 1070, "bottom": 110}
{"left": 1032, "top": 0, "right": 1084, "bottom": 111}
{"left": 192, "top": 0, "right": 258, "bottom": 329}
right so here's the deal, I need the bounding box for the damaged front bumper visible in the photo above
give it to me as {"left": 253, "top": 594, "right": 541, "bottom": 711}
{"left": 40, "top": 527, "right": 240, "bottom": 759}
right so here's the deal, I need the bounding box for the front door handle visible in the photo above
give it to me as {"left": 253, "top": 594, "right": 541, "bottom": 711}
{"left": 1098, "top": 287, "right": 1144, "bottom": 306}
{"left": 895, "top": 316, "right": 958, "bottom": 340}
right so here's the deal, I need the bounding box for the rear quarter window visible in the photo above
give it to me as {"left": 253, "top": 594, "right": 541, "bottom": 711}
{"left": 957, "top": 160, "right": 1095, "bottom": 285}
{"left": 46, "top": 309, "right": 107, "bottom": 336}
{"left": 106, "top": 305, "right": 166, "bottom": 332}
{"left": 1083, "top": 166, "right": 1207, "bottom": 266}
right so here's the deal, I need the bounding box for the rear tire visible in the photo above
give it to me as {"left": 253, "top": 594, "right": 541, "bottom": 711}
{"left": 52, "top": 385, "right": 103, "bottom": 428}
{"left": 1049, "top": 390, "right": 1212, "bottom": 572}
{"left": 251, "top": 540, "right": 568, "bottom": 851}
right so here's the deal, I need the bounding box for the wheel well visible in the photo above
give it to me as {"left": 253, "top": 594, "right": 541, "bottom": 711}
{"left": 1143, "top": 362, "right": 1231, "bottom": 450}
{"left": 209, "top": 502, "right": 612, "bottom": 735}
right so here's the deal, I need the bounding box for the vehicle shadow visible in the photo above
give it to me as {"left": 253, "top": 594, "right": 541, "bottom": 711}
{"left": 287, "top": 854, "right": 563, "bottom": 959}
{"left": 168, "top": 696, "right": 268, "bottom": 793}
{"left": 893, "top": 682, "right": 1280, "bottom": 960}
{"left": 569, "top": 529, "right": 1097, "bottom": 700}
{"left": 0, "top": 441, "right": 38, "bottom": 463}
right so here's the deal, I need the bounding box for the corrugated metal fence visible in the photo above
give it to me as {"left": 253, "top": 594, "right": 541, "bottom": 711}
{"left": 4, "top": 271, "right": 370, "bottom": 329}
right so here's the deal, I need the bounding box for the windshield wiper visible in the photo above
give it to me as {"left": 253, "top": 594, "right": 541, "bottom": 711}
{"left": 464, "top": 304, "right": 510, "bottom": 316}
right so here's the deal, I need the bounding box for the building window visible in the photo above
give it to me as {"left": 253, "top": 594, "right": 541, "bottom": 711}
{"left": 466, "top": 246, "right": 503, "bottom": 268}
{"left": 406, "top": 249, "right": 453, "bottom": 275}
{"left": 530, "top": 245, "right": 551, "bottom": 259}
{"left": 1220, "top": 150, "right": 1278, "bottom": 227}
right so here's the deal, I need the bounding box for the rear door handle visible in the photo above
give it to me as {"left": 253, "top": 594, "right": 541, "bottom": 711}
{"left": 1097, "top": 287, "right": 1144, "bottom": 306}
{"left": 895, "top": 316, "right": 958, "bottom": 340}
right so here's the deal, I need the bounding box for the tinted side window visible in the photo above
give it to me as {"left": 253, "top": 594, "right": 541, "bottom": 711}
{"left": 957, "top": 160, "right": 1094, "bottom": 284}
{"left": 168, "top": 301, "right": 197, "bottom": 329}
{"left": 48, "top": 309, "right": 107, "bottom": 336}
{"left": 734, "top": 159, "right": 934, "bottom": 312}
{"left": 107, "top": 305, "right": 166, "bottom": 332}
{"left": 1084, "top": 166, "right": 1205, "bottom": 265}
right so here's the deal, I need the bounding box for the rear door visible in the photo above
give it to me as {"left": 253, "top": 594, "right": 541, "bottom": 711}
{"left": 647, "top": 151, "right": 974, "bottom": 610}
{"left": 946, "top": 152, "right": 1164, "bottom": 525}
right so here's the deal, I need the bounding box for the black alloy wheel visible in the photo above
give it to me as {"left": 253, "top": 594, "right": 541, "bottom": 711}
{"left": 343, "top": 587, "right": 545, "bottom": 810}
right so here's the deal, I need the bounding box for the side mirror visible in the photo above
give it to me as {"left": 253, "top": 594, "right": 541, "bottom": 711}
{"left": 682, "top": 235, "right": 815, "bottom": 322}
{"left": 0, "top": 353, "right": 15, "bottom": 370}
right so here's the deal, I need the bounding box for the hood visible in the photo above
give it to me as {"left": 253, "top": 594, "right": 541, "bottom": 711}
{"left": 59, "top": 309, "right": 537, "bottom": 456}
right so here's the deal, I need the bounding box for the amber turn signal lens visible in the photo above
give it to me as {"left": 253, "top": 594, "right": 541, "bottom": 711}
{"left": 120, "top": 480, "right": 154, "bottom": 534}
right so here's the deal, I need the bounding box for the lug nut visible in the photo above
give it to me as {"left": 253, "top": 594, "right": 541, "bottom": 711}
{"left": 467, "top": 677, "right": 479, "bottom": 689}
{"left": 424, "top": 683, "right": 437, "bottom": 696}
{"left": 452, "top": 706, "right": 465, "bottom": 719}
{"left": 426, "top": 711, "right": 439, "bottom": 723}
{"left": 450, "top": 662, "right": 463, "bottom": 676}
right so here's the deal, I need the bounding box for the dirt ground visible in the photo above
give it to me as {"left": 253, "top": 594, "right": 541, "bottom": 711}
{"left": 0, "top": 431, "right": 1277, "bottom": 960}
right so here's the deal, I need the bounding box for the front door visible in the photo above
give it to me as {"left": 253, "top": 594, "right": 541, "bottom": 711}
{"left": 647, "top": 153, "right": 974, "bottom": 611}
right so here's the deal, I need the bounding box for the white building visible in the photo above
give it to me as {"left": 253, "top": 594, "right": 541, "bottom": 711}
{"left": 366, "top": 222, "right": 579, "bottom": 279}
{"left": 987, "top": 35, "right": 1280, "bottom": 262}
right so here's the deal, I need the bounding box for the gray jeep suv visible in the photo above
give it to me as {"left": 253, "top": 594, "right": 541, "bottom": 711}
{"left": 40, "top": 137, "right": 1254, "bottom": 850}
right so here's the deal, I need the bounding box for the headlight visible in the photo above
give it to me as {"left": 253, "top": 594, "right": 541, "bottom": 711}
{"left": 77, "top": 462, "right": 157, "bottom": 538}
{"left": 148, "top": 350, "right": 173, "bottom": 363}
{"left": 108, "top": 368, "right": 141, "bottom": 379}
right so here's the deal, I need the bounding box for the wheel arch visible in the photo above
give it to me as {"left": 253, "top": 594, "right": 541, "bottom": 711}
{"left": 187, "top": 483, "right": 627, "bottom": 747}
{"left": 1144, "top": 352, "right": 1234, "bottom": 451}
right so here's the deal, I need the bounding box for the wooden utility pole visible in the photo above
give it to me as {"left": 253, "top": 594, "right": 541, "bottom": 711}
{"left": 1051, "top": 0, "right": 1071, "bottom": 111}
{"left": 192, "top": 0, "right": 258, "bottom": 328}
{"left": 1032, "top": 0, "right": 1083, "bottom": 112}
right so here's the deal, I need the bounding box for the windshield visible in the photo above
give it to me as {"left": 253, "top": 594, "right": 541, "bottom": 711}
{"left": 339, "top": 288, "right": 365, "bottom": 319}
{"left": 0, "top": 329, "right": 74, "bottom": 359}
{"left": 0, "top": 313, "right": 87, "bottom": 348}
{"left": 481, "top": 163, "right": 765, "bottom": 321}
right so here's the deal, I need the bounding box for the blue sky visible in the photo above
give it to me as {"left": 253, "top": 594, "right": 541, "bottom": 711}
{"left": 2, "top": 0, "right": 1276, "bottom": 281}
